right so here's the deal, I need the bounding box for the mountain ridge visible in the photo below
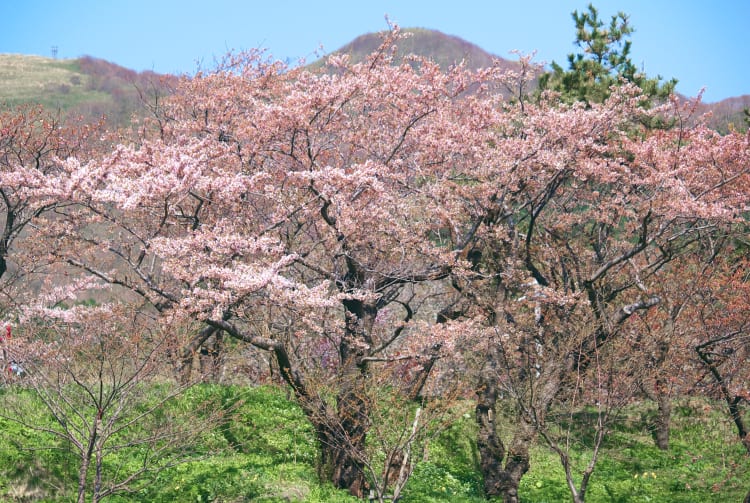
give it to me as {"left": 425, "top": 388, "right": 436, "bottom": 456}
{"left": 318, "top": 27, "right": 520, "bottom": 73}
{"left": 2, "top": 28, "right": 746, "bottom": 131}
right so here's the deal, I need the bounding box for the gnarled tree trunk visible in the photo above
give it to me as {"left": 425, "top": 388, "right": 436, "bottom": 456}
{"left": 498, "top": 419, "right": 536, "bottom": 503}
{"left": 476, "top": 346, "right": 506, "bottom": 496}
{"left": 326, "top": 385, "right": 369, "bottom": 497}
{"left": 475, "top": 344, "right": 538, "bottom": 503}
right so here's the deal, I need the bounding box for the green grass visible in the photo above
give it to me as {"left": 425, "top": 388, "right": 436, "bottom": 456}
{"left": 0, "top": 384, "right": 747, "bottom": 502}
{"left": 0, "top": 54, "right": 108, "bottom": 110}
{"left": 517, "top": 399, "right": 750, "bottom": 503}
{"left": 0, "top": 53, "right": 171, "bottom": 127}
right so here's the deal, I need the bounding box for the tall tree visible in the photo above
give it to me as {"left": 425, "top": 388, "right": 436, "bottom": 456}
{"left": 48, "top": 34, "right": 502, "bottom": 496}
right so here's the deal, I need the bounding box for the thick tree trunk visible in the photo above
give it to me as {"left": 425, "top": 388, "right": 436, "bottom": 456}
{"left": 309, "top": 370, "right": 370, "bottom": 497}
{"left": 498, "top": 419, "right": 535, "bottom": 503}
{"left": 207, "top": 300, "right": 375, "bottom": 498}
{"left": 318, "top": 298, "right": 373, "bottom": 497}
{"left": 332, "top": 387, "right": 369, "bottom": 496}
{"left": 475, "top": 347, "right": 506, "bottom": 497}
{"left": 654, "top": 388, "right": 671, "bottom": 450}
{"left": 475, "top": 341, "right": 543, "bottom": 503}
{"left": 297, "top": 380, "right": 370, "bottom": 497}
{"left": 639, "top": 379, "right": 672, "bottom": 451}
{"left": 176, "top": 325, "right": 218, "bottom": 384}
{"left": 730, "top": 399, "right": 750, "bottom": 454}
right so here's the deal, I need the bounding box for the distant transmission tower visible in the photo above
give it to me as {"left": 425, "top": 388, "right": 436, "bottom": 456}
{"left": 51, "top": 46, "right": 58, "bottom": 59}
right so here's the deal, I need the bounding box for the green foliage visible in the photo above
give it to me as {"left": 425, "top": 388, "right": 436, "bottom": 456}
{"left": 400, "top": 411, "right": 484, "bottom": 502}
{"left": 402, "top": 462, "right": 485, "bottom": 502}
{"left": 0, "top": 388, "right": 74, "bottom": 501}
{"left": 538, "top": 3, "right": 676, "bottom": 106}
{"left": 213, "top": 385, "right": 318, "bottom": 464}
{"left": 1, "top": 386, "right": 747, "bottom": 501}
{"left": 519, "top": 399, "right": 749, "bottom": 503}
{"left": 0, "top": 54, "right": 105, "bottom": 110}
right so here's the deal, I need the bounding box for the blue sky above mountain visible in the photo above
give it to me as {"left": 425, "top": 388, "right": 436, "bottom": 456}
{"left": 2, "top": 0, "right": 748, "bottom": 102}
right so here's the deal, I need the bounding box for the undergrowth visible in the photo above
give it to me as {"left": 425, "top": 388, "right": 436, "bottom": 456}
{"left": 0, "top": 385, "right": 746, "bottom": 502}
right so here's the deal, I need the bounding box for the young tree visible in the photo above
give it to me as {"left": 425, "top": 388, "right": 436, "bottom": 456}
{"left": 537, "top": 342, "right": 634, "bottom": 503}
{"left": 0, "top": 302, "right": 222, "bottom": 503}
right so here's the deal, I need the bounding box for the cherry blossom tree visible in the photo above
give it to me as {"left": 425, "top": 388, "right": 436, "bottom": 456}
{"left": 434, "top": 69, "right": 749, "bottom": 500}
{"left": 691, "top": 257, "right": 750, "bottom": 453}
{"left": 48, "top": 32, "right": 511, "bottom": 496}
{"left": 628, "top": 243, "right": 733, "bottom": 451}
{"left": 0, "top": 105, "right": 102, "bottom": 304}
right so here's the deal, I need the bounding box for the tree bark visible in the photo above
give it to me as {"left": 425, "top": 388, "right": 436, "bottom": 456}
{"left": 329, "top": 385, "right": 369, "bottom": 497}
{"left": 198, "top": 331, "right": 224, "bottom": 382}
{"left": 77, "top": 411, "right": 100, "bottom": 503}
{"left": 475, "top": 342, "right": 547, "bottom": 503}
{"left": 176, "top": 325, "right": 217, "bottom": 384}
{"left": 498, "top": 418, "right": 535, "bottom": 503}
{"left": 475, "top": 346, "right": 506, "bottom": 497}
{"left": 654, "top": 387, "right": 671, "bottom": 450}
{"left": 77, "top": 454, "right": 91, "bottom": 503}
{"left": 307, "top": 357, "right": 370, "bottom": 498}
{"left": 408, "top": 344, "right": 441, "bottom": 401}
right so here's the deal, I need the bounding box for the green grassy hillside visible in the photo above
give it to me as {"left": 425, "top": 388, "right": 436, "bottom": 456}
{"left": 0, "top": 53, "right": 175, "bottom": 127}
{"left": 0, "top": 55, "right": 104, "bottom": 109}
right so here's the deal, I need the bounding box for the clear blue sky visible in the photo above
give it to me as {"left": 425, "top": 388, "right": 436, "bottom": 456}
{"left": 2, "top": 1, "right": 748, "bottom": 102}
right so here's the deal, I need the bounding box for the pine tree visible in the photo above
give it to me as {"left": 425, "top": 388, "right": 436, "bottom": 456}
{"left": 539, "top": 3, "right": 676, "bottom": 105}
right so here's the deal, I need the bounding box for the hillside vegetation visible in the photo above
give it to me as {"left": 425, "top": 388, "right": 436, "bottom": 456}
{"left": 0, "top": 55, "right": 97, "bottom": 108}
{"left": 0, "top": 53, "right": 175, "bottom": 127}
{"left": 317, "top": 28, "right": 518, "bottom": 73}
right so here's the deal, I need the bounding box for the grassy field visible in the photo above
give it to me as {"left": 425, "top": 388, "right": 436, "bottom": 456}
{"left": 0, "top": 54, "right": 110, "bottom": 111}
{"left": 0, "top": 53, "right": 174, "bottom": 127}
{"left": 0, "top": 384, "right": 747, "bottom": 502}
